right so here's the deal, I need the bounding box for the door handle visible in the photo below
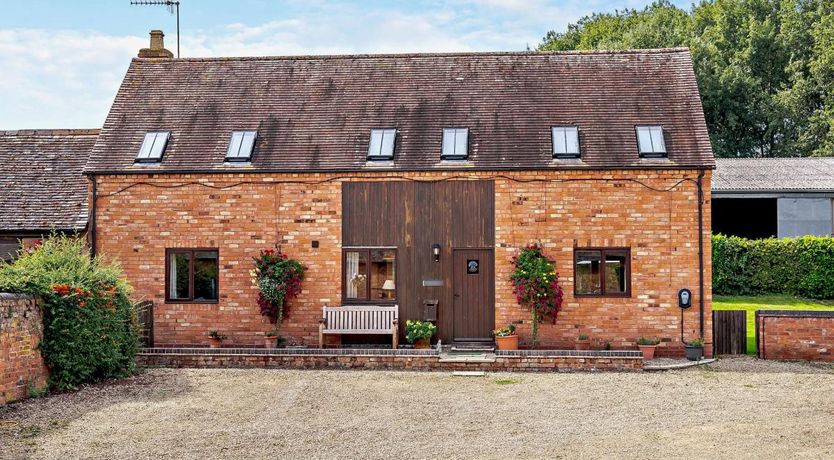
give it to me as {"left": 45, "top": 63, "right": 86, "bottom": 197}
{"left": 453, "top": 293, "right": 461, "bottom": 298}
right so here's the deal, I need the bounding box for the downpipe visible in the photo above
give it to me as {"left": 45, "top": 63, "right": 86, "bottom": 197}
{"left": 697, "top": 170, "right": 705, "bottom": 340}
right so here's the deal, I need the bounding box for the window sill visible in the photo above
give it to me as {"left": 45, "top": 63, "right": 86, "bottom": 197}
{"left": 341, "top": 299, "right": 398, "bottom": 305}
{"left": 574, "top": 294, "right": 631, "bottom": 299}
{"left": 164, "top": 300, "right": 220, "bottom": 305}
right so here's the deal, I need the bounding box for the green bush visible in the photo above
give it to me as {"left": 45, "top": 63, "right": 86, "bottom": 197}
{"left": 712, "top": 234, "right": 834, "bottom": 299}
{"left": 0, "top": 235, "right": 139, "bottom": 389}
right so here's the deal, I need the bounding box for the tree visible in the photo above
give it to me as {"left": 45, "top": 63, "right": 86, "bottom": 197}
{"left": 539, "top": 0, "right": 834, "bottom": 158}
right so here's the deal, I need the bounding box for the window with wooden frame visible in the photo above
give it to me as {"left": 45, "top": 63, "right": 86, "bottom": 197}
{"left": 343, "top": 248, "right": 397, "bottom": 302}
{"left": 165, "top": 249, "right": 219, "bottom": 303}
{"left": 574, "top": 248, "right": 631, "bottom": 297}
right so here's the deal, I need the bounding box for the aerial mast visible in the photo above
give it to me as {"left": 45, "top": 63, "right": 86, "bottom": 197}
{"left": 130, "top": 1, "right": 181, "bottom": 58}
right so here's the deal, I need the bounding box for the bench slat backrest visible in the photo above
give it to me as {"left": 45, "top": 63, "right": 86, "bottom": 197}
{"left": 322, "top": 305, "right": 398, "bottom": 333}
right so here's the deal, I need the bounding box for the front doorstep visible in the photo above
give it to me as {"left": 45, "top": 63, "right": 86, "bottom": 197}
{"left": 137, "top": 348, "right": 643, "bottom": 372}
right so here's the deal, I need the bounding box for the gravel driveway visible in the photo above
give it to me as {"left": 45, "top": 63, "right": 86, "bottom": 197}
{"left": 2, "top": 357, "right": 833, "bottom": 459}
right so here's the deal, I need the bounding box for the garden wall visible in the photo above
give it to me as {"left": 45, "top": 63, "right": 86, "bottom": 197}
{"left": 0, "top": 293, "right": 48, "bottom": 405}
{"left": 757, "top": 310, "right": 834, "bottom": 361}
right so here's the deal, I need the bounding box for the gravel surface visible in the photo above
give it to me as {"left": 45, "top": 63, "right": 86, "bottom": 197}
{"left": 2, "top": 357, "right": 834, "bottom": 459}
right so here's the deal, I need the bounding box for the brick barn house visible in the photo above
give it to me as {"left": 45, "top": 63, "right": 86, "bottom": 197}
{"left": 85, "top": 35, "right": 715, "bottom": 357}
{"left": 0, "top": 129, "right": 97, "bottom": 261}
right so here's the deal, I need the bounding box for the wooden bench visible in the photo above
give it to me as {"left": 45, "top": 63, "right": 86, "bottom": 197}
{"left": 319, "top": 305, "right": 399, "bottom": 349}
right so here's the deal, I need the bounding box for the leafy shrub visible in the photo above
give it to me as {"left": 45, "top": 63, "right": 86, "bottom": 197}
{"left": 712, "top": 234, "right": 834, "bottom": 299}
{"left": 0, "top": 235, "right": 138, "bottom": 389}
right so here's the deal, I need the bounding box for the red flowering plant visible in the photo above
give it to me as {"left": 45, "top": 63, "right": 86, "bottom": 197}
{"left": 252, "top": 248, "right": 306, "bottom": 340}
{"left": 509, "top": 243, "right": 564, "bottom": 349}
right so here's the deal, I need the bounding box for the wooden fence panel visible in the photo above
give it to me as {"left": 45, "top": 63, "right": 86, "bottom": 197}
{"left": 713, "top": 310, "right": 747, "bottom": 355}
{"left": 136, "top": 301, "right": 153, "bottom": 348}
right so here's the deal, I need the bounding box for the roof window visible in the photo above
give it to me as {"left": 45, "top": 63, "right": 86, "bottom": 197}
{"left": 636, "top": 126, "right": 667, "bottom": 157}
{"left": 441, "top": 128, "right": 469, "bottom": 159}
{"left": 226, "top": 130, "right": 257, "bottom": 162}
{"left": 368, "top": 129, "right": 396, "bottom": 160}
{"left": 552, "top": 126, "right": 580, "bottom": 158}
{"left": 136, "top": 131, "right": 169, "bottom": 163}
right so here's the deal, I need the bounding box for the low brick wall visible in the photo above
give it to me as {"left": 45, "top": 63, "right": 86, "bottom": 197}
{"left": 757, "top": 311, "right": 834, "bottom": 362}
{"left": 0, "top": 293, "right": 48, "bottom": 405}
{"left": 137, "top": 348, "right": 643, "bottom": 372}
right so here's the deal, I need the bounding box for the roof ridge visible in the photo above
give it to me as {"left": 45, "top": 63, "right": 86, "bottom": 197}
{"left": 133, "top": 47, "right": 692, "bottom": 63}
{"left": 1, "top": 129, "right": 100, "bottom": 137}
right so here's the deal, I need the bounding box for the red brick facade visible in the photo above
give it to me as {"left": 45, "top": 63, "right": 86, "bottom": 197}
{"left": 0, "top": 294, "right": 48, "bottom": 405}
{"left": 757, "top": 312, "right": 834, "bottom": 361}
{"left": 93, "top": 169, "right": 712, "bottom": 357}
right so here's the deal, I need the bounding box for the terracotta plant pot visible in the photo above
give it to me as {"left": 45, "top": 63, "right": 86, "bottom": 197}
{"left": 264, "top": 337, "right": 276, "bottom": 349}
{"left": 638, "top": 344, "right": 657, "bottom": 360}
{"left": 208, "top": 338, "right": 222, "bottom": 349}
{"left": 575, "top": 339, "right": 591, "bottom": 351}
{"left": 414, "top": 338, "right": 431, "bottom": 349}
{"left": 495, "top": 334, "right": 519, "bottom": 350}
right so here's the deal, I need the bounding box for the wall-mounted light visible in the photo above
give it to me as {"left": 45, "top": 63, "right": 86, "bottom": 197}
{"left": 432, "top": 243, "right": 441, "bottom": 262}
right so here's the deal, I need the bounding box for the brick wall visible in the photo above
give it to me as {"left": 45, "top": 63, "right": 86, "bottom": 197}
{"left": 757, "top": 311, "right": 834, "bottom": 361}
{"left": 94, "top": 169, "right": 711, "bottom": 356}
{"left": 0, "top": 293, "right": 48, "bottom": 405}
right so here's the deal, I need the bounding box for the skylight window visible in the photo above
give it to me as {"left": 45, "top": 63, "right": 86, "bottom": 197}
{"left": 636, "top": 126, "right": 667, "bottom": 157}
{"left": 552, "top": 126, "right": 580, "bottom": 158}
{"left": 441, "top": 128, "right": 469, "bottom": 159}
{"left": 136, "top": 131, "right": 170, "bottom": 163}
{"left": 368, "top": 129, "right": 396, "bottom": 160}
{"left": 226, "top": 130, "right": 257, "bottom": 162}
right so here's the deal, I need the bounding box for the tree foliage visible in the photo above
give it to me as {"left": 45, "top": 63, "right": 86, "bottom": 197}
{"left": 540, "top": 0, "right": 834, "bottom": 158}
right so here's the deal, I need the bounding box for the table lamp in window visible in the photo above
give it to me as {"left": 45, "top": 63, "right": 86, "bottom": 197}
{"left": 381, "top": 279, "right": 395, "bottom": 299}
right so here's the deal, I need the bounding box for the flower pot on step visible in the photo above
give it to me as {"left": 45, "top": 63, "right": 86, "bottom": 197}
{"left": 264, "top": 337, "right": 276, "bottom": 349}
{"left": 685, "top": 345, "right": 704, "bottom": 361}
{"left": 495, "top": 335, "right": 519, "bottom": 351}
{"left": 638, "top": 344, "right": 657, "bottom": 360}
{"left": 575, "top": 339, "right": 591, "bottom": 351}
{"left": 208, "top": 338, "right": 222, "bottom": 349}
{"left": 414, "top": 338, "right": 431, "bottom": 349}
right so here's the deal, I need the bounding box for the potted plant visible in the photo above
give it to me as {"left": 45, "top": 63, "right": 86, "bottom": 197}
{"left": 207, "top": 330, "right": 226, "bottom": 348}
{"left": 637, "top": 337, "right": 660, "bottom": 360}
{"left": 510, "top": 243, "right": 565, "bottom": 349}
{"left": 493, "top": 324, "right": 519, "bottom": 350}
{"left": 405, "top": 320, "right": 437, "bottom": 349}
{"left": 575, "top": 334, "right": 591, "bottom": 350}
{"left": 263, "top": 330, "right": 286, "bottom": 349}
{"left": 685, "top": 338, "right": 704, "bottom": 361}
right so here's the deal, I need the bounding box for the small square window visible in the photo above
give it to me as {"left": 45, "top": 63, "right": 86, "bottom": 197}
{"left": 574, "top": 248, "right": 631, "bottom": 297}
{"left": 136, "top": 131, "right": 170, "bottom": 163}
{"left": 344, "top": 248, "right": 397, "bottom": 302}
{"left": 441, "top": 128, "right": 469, "bottom": 159}
{"left": 636, "top": 126, "right": 667, "bottom": 157}
{"left": 226, "top": 131, "right": 257, "bottom": 162}
{"left": 166, "top": 249, "right": 219, "bottom": 303}
{"left": 552, "top": 126, "right": 580, "bottom": 158}
{"left": 368, "top": 129, "right": 396, "bottom": 160}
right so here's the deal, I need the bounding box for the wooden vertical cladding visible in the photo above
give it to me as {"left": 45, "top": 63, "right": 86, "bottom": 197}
{"left": 343, "top": 180, "right": 495, "bottom": 342}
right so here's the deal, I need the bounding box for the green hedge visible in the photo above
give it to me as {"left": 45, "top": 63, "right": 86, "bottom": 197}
{"left": 0, "top": 235, "right": 138, "bottom": 390}
{"left": 713, "top": 234, "right": 834, "bottom": 299}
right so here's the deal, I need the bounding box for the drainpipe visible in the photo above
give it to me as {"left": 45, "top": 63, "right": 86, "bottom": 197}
{"left": 90, "top": 174, "right": 97, "bottom": 258}
{"left": 697, "top": 170, "right": 705, "bottom": 340}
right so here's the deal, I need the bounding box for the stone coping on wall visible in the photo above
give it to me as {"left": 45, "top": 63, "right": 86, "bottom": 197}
{"left": 756, "top": 310, "right": 834, "bottom": 318}
{"left": 0, "top": 292, "right": 36, "bottom": 301}
{"left": 139, "top": 347, "right": 642, "bottom": 358}
{"left": 495, "top": 349, "right": 642, "bottom": 358}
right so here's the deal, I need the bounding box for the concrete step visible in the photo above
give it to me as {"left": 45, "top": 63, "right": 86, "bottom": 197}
{"left": 438, "top": 352, "right": 496, "bottom": 363}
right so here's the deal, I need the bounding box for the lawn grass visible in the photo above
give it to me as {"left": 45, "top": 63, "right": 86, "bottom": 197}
{"left": 713, "top": 295, "right": 834, "bottom": 354}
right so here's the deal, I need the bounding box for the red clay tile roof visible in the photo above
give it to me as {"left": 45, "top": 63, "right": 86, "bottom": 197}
{"left": 0, "top": 129, "right": 96, "bottom": 232}
{"left": 86, "top": 49, "right": 714, "bottom": 173}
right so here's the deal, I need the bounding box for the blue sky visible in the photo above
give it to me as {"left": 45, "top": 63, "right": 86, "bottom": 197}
{"left": 0, "top": 0, "right": 693, "bottom": 129}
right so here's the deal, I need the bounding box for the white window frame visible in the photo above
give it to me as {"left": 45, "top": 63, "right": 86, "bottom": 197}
{"left": 552, "top": 126, "right": 580, "bottom": 158}
{"left": 636, "top": 125, "right": 667, "bottom": 157}
{"left": 136, "top": 131, "right": 170, "bottom": 162}
{"left": 225, "top": 130, "right": 257, "bottom": 162}
{"left": 441, "top": 128, "right": 469, "bottom": 159}
{"left": 368, "top": 129, "right": 397, "bottom": 160}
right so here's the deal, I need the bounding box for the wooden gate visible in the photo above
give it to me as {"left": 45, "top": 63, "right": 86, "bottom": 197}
{"left": 136, "top": 301, "right": 154, "bottom": 347}
{"left": 713, "top": 310, "right": 746, "bottom": 354}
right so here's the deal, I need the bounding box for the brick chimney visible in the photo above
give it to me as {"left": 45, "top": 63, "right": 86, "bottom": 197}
{"left": 138, "top": 30, "right": 174, "bottom": 59}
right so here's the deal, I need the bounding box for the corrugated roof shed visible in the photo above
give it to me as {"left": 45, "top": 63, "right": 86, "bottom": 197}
{"left": 0, "top": 129, "right": 96, "bottom": 232}
{"left": 713, "top": 158, "right": 834, "bottom": 193}
{"left": 86, "top": 49, "right": 714, "bottom": 173}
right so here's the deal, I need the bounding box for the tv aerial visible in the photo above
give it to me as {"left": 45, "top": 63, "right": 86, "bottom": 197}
{"left": 130, "top": 1, "right": 181, "bottom": 58}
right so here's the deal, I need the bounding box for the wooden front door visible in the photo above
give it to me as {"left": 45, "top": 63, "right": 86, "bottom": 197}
{"left": 452, "top": 249, "right": 495, "bottom": 341}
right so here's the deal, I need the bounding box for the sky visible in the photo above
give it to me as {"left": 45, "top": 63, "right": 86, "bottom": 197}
{"left": 0, "top": 0, "right": 693, "bottom": 129}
